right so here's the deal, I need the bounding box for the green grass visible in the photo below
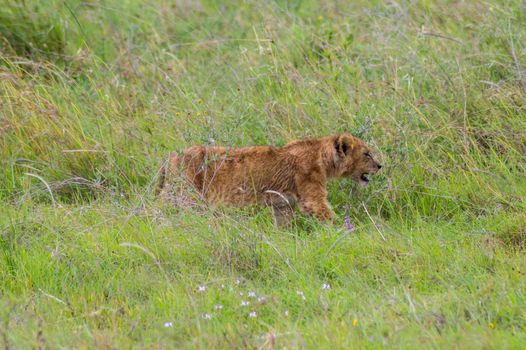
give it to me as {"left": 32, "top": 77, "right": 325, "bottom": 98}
{"left": 1, "top": 0, "right": 525, "bottom": 348}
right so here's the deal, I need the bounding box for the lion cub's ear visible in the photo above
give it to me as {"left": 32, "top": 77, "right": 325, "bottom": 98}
{"left": 335, "top": 135, "right": 352, "bottom": 157}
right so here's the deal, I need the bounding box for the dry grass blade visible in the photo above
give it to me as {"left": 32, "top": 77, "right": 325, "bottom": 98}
{"left": 24, "top": 172, "right": 56, "bottom": 207}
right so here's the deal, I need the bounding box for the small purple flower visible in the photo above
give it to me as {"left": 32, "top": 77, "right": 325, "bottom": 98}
{"left": 322, "top": 283, "right": 331, "bottom": 290}
{"left": 248, "top": 291, "right": 256, "bottom": 298}
{"left": 249, "top": 311, "right": 257, "bottom": 318}
{"left": 344, "top": 205, "right": 355, "bottom": 232}
{"left": 241, "top": 300, "right": 250, "bottom": 307}
{"left": 197, "top": 284, "right": 206, "bottom": 293}
{"left": 203, "top": 313, "right": 212, "bottom": 320}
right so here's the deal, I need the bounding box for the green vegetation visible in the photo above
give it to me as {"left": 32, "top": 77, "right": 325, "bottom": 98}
{"left": 1, "top": 0, "right": 525, "bottom": 348}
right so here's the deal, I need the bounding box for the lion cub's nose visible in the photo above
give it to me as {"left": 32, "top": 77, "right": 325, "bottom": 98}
{"left": 377, "top": 164, "right": 382, "bottom": 169}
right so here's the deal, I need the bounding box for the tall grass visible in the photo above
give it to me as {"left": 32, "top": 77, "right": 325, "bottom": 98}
{"left": 0, "top": 1, "right": 70, "bottom": 59}
{"left": 0, "top": 0, "right": 525, "bottom": 348}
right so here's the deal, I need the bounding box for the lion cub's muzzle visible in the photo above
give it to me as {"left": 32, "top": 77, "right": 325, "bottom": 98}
{"left": 359, "top": 162, "right": 382, "bottom": 185}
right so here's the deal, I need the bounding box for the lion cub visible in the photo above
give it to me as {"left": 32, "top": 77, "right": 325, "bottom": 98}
{"left": 158, "top": 133, "right": 381, "bottom": 226}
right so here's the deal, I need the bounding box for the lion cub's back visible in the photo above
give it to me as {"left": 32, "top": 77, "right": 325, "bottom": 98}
{"left": 182, "top": 145, "right": 296, "bottom": 204}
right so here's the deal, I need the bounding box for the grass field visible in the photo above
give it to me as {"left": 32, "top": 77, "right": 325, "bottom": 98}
{"left": 1, "top": 0, "right": 525, "bottom": 348}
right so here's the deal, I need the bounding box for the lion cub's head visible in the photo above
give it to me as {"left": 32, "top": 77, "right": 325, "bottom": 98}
{"left": 333, "top": 133, "right": 382, "bottom": 185}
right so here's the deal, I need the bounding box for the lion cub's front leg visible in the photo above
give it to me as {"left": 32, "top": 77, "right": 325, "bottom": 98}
{"left": 298, "top": 198, "right": 334, "bottom": 222}
{"left": 295, "top": 176, "right": 335, "bottom": 222}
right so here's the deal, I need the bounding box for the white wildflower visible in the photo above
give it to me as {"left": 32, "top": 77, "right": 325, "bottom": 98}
{"left": 164, "top": 322, "right": 173, "bottom": 328}
{"left": 249, "top": 311, "right": 257, "bottom": 318}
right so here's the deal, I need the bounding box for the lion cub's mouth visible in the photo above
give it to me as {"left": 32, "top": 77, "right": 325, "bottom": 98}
{"left": 360, "top": 173, "right": 371, "bottom": 183}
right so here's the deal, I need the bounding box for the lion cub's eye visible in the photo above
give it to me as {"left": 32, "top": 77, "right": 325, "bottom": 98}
{"left": 364, "top": 152, "right": 372, "bottom": 159}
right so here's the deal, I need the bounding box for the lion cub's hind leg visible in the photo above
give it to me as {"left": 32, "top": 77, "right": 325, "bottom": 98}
{"left": 159, "top": 181, "right": 201, "bottom": 208}
{"left": 157, "top": 153, "right": 202, "bottom": 209}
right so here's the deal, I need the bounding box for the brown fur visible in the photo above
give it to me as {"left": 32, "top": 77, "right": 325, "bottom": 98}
{"left": 158, "top": 133, "right": 381, "bottom": 225}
